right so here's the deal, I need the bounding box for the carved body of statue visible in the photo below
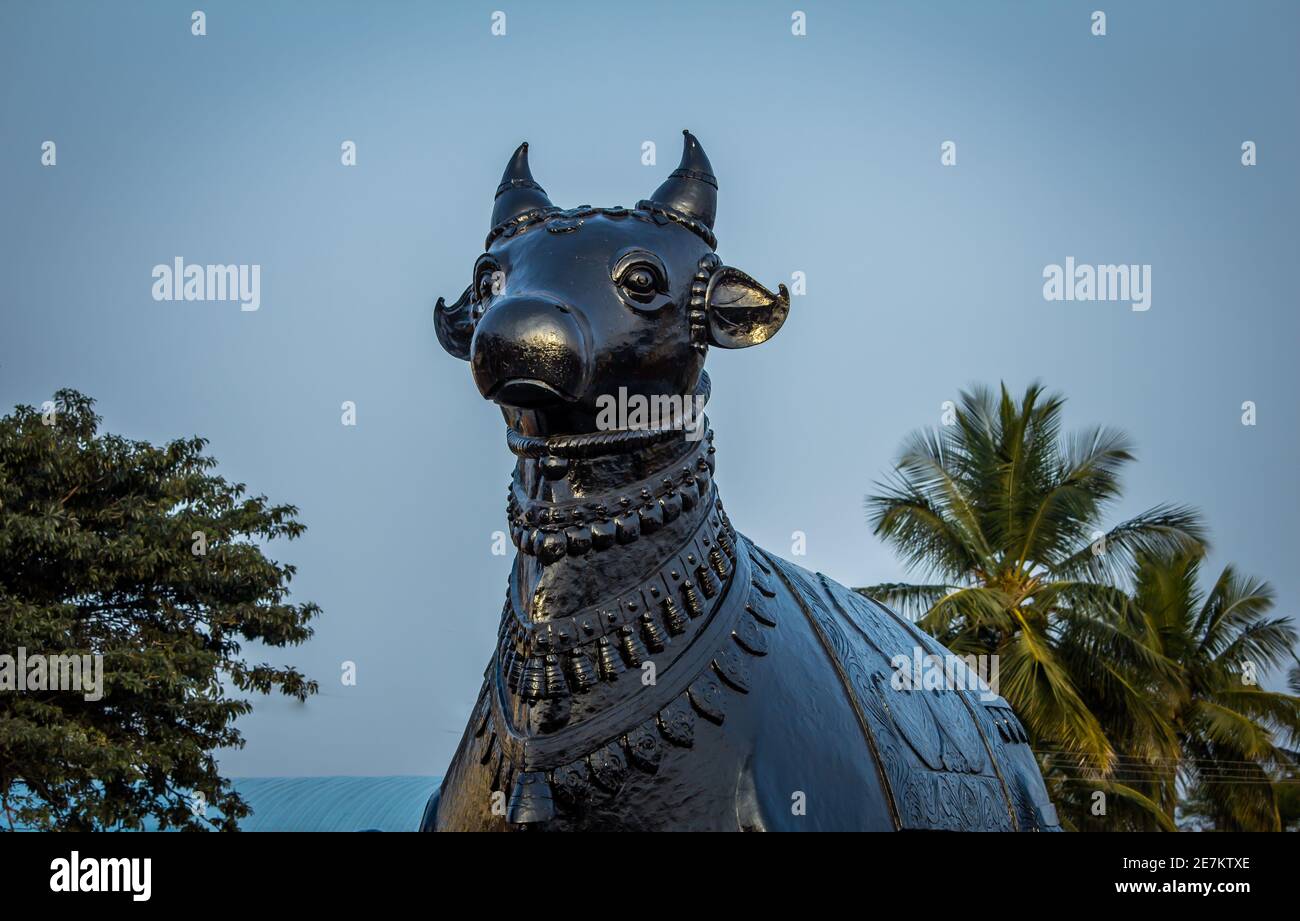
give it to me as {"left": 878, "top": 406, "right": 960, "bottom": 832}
{"left": 424, "top": 133, "right": 1059, "bottom": 831}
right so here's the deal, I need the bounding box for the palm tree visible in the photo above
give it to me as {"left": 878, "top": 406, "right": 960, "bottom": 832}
{"left": 1132, "top": 551, "right": 1300, "bottom": 831}
{"left": 856, "top": 383, "right": 1205, "bottom": 813}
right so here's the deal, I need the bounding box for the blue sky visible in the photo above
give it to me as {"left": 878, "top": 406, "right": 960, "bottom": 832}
{"left": 2, "top": 0, "right": 1297, "bottom": 776}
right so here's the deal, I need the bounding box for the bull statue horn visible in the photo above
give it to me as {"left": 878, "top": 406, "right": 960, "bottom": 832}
{"left": 490, "top": 142, "right": 555, "bottom": 231}
{"left": 647, "top": 130, "right": 717, "bottom": 232}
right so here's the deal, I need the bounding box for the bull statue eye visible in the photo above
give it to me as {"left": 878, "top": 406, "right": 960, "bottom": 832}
{"left": 613, "top": 253, "right": 667, "bottom": 307}
{"left": 475, "top": 263, "right": 502, "bottom": 302}
{"left": 622, "top": 267, "right": 658, "bottom": 296}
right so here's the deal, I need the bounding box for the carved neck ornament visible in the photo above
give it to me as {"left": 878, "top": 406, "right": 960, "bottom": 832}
{"left": 482, "top": 404, "right": 779, "bottom": 825}
{"left": 504, "top": 374, "right": 715, "bottom": 565}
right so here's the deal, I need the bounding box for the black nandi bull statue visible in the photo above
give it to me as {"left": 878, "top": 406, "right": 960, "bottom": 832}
{"left": 424, "top": 133, "right": 1060, "bottom": 831}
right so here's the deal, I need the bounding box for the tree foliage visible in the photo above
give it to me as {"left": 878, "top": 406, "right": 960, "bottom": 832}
{"left": 0, "top": 390, "right": 319, "bottom": 830}
{"left": 1129, "top": 551, "right": 1300, "bottom": 831}
{"left": 858, "top": 382, "right": 1299, "bottom": 830}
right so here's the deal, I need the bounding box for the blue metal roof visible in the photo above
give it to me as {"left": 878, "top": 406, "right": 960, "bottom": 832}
{"left": 224, "top": 776, "right": 440, "bottom": 832}
{"left": 2, "top": 776, "right": 442, "bottom": 832}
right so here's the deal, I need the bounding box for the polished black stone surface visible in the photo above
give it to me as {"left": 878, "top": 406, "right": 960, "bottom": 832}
{"left": 425, "top": 134, "right": 1059, "bottom": 831}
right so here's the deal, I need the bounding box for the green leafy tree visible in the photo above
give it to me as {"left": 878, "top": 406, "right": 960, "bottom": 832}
{"left": 0, "top": 390, "right": 319, "bottom": 830}
{"left": 1130, "top": 551, "right": 1300, "bottom": 831}
{"left": 856, "top": 383, "right": 1205, "bottom": 827}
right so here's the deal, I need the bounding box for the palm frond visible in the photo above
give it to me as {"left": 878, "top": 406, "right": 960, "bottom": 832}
{"left": 1015, "top": 426, "right": 1134, "bottom": 572}
{"left": 852, "top": 583, "right": 955, "bottom": 620}
{"left": 1049, "top": 504, "right": 1207, "bottom": 585}
{"left": 1196, "top": 566, "right": 1279, "bottom": 660}
{"left": 1189, "top": 699, "right": 1278, "bottom": 761}
{"left": 1208, "top": 686, "right": 1300, "bottom": 744}
{"left": 998, "top": 626, "right": 1114, "bottom": 769}
{"left": 866, "top": 484, "right": 988, "bottom": 580}
{"left": 915, "top": 585, "right": 1015, "bottom": 639}
{"left": 1096, "top": 782, "right": 1180, "bottom": 832}
{"left": 1213, "top": 618, "right": 1299, "bottom": 677}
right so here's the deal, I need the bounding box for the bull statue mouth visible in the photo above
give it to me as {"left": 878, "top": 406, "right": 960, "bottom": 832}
{"left": 486, "top": 377, "right": 574, "bottom": 408}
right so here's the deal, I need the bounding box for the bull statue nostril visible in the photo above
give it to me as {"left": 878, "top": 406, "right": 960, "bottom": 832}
{"left": 469, "top": 296, "right": 588, "bottom": 408}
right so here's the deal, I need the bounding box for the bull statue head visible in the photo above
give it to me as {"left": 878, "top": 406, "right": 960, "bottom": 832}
{"left": 435, "top": 131, "right": 789, "bottom": 434}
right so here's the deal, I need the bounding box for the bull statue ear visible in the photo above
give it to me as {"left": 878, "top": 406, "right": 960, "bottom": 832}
{"left": 704, "top": 266, "right": 790, "bottom": 349}
{"left": 435, "top": 284, "right": 475, "bottom": 360}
